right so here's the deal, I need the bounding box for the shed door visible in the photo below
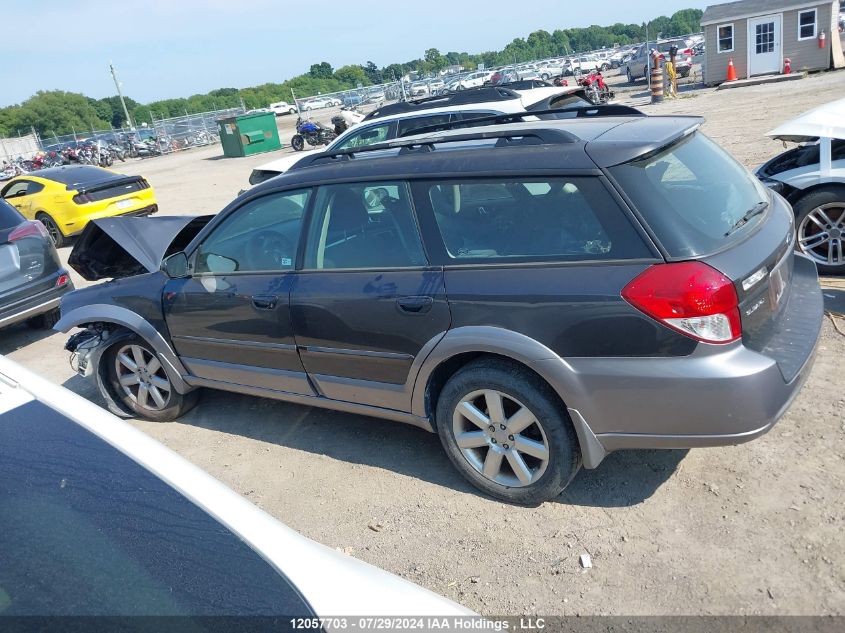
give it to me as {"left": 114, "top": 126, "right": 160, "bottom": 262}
{"left": 747, "top": 14, "right": 782, "bottom": 76}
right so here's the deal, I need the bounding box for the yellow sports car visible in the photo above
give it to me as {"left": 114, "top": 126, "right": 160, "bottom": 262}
{"left": 0, "top": 165, "right": 158, "bottom": 247}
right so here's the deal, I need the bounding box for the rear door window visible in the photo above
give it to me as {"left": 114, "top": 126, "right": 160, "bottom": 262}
{"left": 609, "top": 132, "right": 770, "bottom": 258}
{"left": 417, "top": 177, "right": 651, "bottom": 263}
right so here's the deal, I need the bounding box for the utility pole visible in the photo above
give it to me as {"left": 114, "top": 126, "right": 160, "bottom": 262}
{"left": 110, "top": 62, "right": 135, "bottom": 130}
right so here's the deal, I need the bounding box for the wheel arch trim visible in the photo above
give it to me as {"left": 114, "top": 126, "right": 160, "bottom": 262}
{"left": 411, "top": 326, "right": 603, "bottom": 465}
{"left": 55, "top": 304, "right": 190, "bottom": 393}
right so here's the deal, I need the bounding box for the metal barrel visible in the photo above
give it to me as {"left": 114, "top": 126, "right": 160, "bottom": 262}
{"left": 650, "top": 66, "right": 664, "bottom": 104}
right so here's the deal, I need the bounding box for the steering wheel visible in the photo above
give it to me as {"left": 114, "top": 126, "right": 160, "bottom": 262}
{"left": 245, "top": 230, "right": 294, "bottom": 271}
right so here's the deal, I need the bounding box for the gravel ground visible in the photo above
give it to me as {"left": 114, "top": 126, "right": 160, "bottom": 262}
{"left": 2, "top": 70, "right": 844, "bottom": 616}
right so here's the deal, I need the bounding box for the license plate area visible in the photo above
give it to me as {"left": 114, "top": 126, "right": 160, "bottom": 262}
{"left": 116, "top": 199, "right": 135, "bottom": 210}
{"left": 769, "top": 256, "right": 787, "bottom": 309}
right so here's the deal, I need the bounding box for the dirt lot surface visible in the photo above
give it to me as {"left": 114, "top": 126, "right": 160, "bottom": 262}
{"left": 2, "top": 70, "right": 844, "bottom": 616}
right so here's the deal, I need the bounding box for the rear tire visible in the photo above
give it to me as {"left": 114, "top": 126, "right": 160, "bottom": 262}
{"left": 102, "top": 336, "right": 198, "bottom": 421}
{"left": 435, "top": 358, "right": 581, "bottom": 505}
{"left": 792, "top": 185, "right": 845, "bottom": 274}
{"left": 36, "top": 212, "right": 65, "bottom": 248}
{"left": 26, "top": 307, "right": 60, "bottom": 330}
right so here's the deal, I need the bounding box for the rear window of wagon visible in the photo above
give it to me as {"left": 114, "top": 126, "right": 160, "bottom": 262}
{"left": 609, "top": 132, "right": 770, "bottom": 258}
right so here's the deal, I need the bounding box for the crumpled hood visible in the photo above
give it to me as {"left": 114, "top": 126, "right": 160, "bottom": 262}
{"left": 766, "top": 97, "right": 845, "bottom": 142}
{"left": 68, "top": 215, "right": 212, "bottom": 281}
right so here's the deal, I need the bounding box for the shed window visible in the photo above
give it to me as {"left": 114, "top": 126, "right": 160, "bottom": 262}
{"left": 717, "top": 23, "right": 734, "bottom": 53}
{"left": 798, "top": 9, "right": 817, "bottom": 40}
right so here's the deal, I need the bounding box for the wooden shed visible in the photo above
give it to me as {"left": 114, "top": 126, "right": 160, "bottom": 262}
{"left": 701, "top": 0, "right": 845, "bottom": 85}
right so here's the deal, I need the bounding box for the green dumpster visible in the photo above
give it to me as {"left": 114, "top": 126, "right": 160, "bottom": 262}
{"left": 217, "top": 111, "right": 281, "bottom": 157}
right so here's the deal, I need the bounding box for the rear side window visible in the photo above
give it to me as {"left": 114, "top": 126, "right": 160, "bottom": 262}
{"left": 609, "top": 132, "right": 770, "bottom": 258}
{"left": 421, "top": 177, "right": 651, "bottom": 263}
{"left": 0, "top": 200, "right": 24, "bottom": 230}
{"left": 396, "top": 114, "right": 453, "bottom": 137}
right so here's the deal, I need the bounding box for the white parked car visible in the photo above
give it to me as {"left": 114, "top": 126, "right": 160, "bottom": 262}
{"left": 269, "top": 101, "right": 298, "bottom": 116}
{"left": 451, "top": 70, "right": 494, "bottom": 90}
{"left": 301, "top": 97, "right": 341, "bottom": 111}
{"left": 756, "top": 97, "right": 845, "bottom": 273}
{"left": 535, "top": 62, "right": 564, "bottom": 80}
{"left": 247, "top": 89, "right": 533, "bottom": 187}
{"left": 0, "top": 355, "right": 472, "bottom": 619}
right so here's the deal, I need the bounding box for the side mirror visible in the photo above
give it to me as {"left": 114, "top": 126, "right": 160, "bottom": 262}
{"left": 161, "top": 252, "right": 189, "bottom": 278}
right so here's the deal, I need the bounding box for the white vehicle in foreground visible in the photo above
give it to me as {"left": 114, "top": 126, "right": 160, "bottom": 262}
{"left": 0, "top": 355, "right": 471, "bottom": 620}
{"left": 756, "top": 97, "right": 845, "bottom": 274}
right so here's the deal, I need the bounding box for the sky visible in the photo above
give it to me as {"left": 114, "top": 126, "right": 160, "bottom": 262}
{"left": 0, "top": 0, "right": 710, "bottom": 107}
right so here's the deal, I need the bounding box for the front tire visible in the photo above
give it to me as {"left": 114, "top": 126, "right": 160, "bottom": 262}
{"left": 435, "top": 358, "right": 581, "bottom": 505}
{"left": 793, "top": 186, "right": 845, "bottom": 274}
{"left": 103, "top": 336, "right": 198, "bottom": 421}
{"left": 36, "top": 212, "right": 65, "bottom": 248}
{"left": 291, "top": 135, "right": 305, "bottom": 151}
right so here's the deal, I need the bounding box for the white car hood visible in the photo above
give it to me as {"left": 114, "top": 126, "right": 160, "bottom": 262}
{"left": 766, "top": 97, "right": 845, "bottom": 142}
{"left": 255, "top": 150, "right": 317, "bottom": 176}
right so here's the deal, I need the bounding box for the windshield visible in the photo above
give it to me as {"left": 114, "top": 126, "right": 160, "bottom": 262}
{"left": 609, "top": 132, "right": 770, "bottom": 258}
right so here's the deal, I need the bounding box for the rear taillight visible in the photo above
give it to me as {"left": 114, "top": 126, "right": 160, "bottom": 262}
{"left": 8, "top": 220, "right": 49, "bottom": 242}
{"left": 72, "top": 192, "right": 94, "bottom": 204}
{"left": 622, "top": 262, "right": 741, "bottom": 344}
{"left": 56, "top": 273, "right": 70, "bottom": 287}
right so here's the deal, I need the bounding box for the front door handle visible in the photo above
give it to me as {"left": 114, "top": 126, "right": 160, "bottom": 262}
{"left": 396, "top": 295, "right": 433, "bottom": 314}
{"left": 252, "top": 294, "right": 279, "bottom": 310}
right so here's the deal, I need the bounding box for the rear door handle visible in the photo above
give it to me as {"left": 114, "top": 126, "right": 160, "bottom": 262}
{"left": 252, "top": 294, "right": 279, "bottom": 310}
{"left": 396, "top": 295, "right": 433, "bottom": 314}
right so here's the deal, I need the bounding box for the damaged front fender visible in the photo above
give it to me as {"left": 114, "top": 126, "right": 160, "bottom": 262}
{"left": 56, "top": 303, "right": 191, "bottom": 394}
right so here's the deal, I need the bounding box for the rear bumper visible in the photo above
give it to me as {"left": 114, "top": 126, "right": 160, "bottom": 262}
{"left": 533, "top": 255, "right": 823, "bottom": 467}
{"left": 0, "top": 279, "right": 73, "bottom": 328}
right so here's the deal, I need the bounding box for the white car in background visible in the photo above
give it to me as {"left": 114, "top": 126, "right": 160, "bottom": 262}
{"left": 535, "top": 61, "right": 564, "bottom": 80}
{"left": 247, "top": 89, "right": 538, "bottom": 187}
{"left": 0, "top": 355, "right": 472, "bottom": 619}
{"left": 451, "top": 70, "right": 494, "bottom": 90}
{"left": 301, "top": 97, "right": 341, "bottom": 110}
{"left": 269, "top": 101, "right": 298, "bottom": 116}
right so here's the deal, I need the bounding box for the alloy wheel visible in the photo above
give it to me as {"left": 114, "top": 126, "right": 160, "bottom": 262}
{"left": 114, "top": 344, "right": 172, "bottom": 411}
{"left": 41, "top": 216, "right": 61, "bottom": 246}
{"left": 452, "top": 389, "right": 550, "bottom": 487}
{"left": 797, "top": 203, "right": 845, "bottom": 268}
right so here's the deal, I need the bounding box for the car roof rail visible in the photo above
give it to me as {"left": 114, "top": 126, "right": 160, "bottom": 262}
{"left": 397, "top": 104, "right": 645, "bottom": 138}
{"left": 362, "top": 87, "right": 521, "bottom": 121}
{"left": 294, "top": 127, "right": 580, "bottom": 169}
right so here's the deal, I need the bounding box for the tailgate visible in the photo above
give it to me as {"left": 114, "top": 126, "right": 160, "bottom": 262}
{"left": 705, "top": 196, "right": 822, "bottom": 382}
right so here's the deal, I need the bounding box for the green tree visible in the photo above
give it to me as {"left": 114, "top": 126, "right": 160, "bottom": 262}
{"left": 12, "top": 91, "right": 110, "bottom": 136}
{"left": 363, "top": 61, "right": 381, "bottom": 84}
{"left": 309, "top": 62, "right": 334, "bottom": 79}
{"left": 334, "top": 64, "right": 369, "bottom": 86}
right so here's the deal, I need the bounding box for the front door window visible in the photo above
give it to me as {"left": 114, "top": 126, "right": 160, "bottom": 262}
{"left": 755, "top": 22, "right": 774, "bottom": 54}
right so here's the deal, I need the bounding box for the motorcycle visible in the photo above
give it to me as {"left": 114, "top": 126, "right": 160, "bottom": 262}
{"left": 330, "top": 106, "right": 364, "bottom": 136}
{"left": 578, "top": 70, "right": 614, "bottom": 105}
{"left": 291, "top": 117, "right": 336, "bottom": 151}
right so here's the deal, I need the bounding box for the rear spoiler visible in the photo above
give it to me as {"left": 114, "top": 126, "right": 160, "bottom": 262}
{"left": 67, "top": 175, "right": 147, "bottom": 194}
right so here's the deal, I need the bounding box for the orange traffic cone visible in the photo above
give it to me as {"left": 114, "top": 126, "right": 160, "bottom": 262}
{"left": 726, "top": 58, "right": 738, "bottom": 81}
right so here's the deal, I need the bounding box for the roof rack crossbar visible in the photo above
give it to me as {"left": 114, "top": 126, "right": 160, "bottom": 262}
{"left": 297, "top": 128, "right": 579, "bottom": 169}
{"left": 398, "top": 104, "right": 644, "bottom": 138}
